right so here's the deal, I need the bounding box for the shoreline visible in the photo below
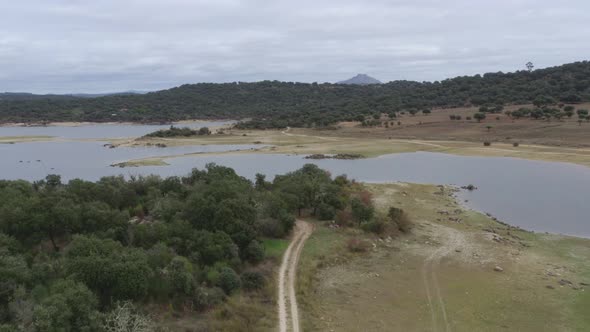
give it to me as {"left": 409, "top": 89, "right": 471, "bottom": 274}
{"left": 0, "top": 119, "right": 237, "bottom": 128}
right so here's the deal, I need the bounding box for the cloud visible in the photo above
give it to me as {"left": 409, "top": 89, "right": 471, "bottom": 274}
{"left": 0, "top": 0, "right": 589, "bottom": 93}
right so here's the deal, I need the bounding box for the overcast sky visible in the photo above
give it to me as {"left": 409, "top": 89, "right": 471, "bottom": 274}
{"left": 1, "top": 0, "right": 589, "bottom": 93}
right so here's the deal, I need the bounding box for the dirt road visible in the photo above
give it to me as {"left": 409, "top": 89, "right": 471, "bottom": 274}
{"left": 421, "top": 223, "right": 470, "bottom": 332}
{"left": 278, "top": 220, "right": 313, "bottom": 332}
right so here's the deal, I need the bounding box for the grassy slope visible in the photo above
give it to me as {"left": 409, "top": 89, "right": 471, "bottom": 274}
{"left": 298, "top": 183, "right": 590, "bottom": 331}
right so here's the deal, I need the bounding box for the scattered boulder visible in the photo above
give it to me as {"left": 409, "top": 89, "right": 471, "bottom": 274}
{"left": 494, "top": 266, "right": 504, "bottom": 272}
{"left": 546, "top": 285, "right": 555, "bottom": 289}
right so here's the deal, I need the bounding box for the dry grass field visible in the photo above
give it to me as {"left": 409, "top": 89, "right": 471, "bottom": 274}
{"left": 325, "top": 103, "right": 590, "bottom": 148}
{"left": 297, "top": 183, "right": 590, "bottom": 331}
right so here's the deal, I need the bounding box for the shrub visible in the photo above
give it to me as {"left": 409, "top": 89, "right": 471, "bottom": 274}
{"left": 346, "top": 238, "right": 370, "bottom": 253}
{"left": 192, "top": 287, "right": 226, "bottom": 311}
{"left": 278, "top": 211, "right": 296, "bottom": 233}
{"left": 466, "top": 116, "right": 472, "bottom": 120}
{"left": 360, "top": 220, "right": 387, "bottom": 234}
{"left": 317, "top": 203, "right": 336, "bottom": 220}
{"left": 388, "top": 207, "right": 412, "bottom": 233}
{"left": 259, "top": 218, "right": 286, "bottom": 238}
{"left": 513, "top": 142, "right": 519, "bottom": 147}
{"left": 241, "top": 271, "right": 266, "bottom": 291}
{"left": 244, "top": 241, "right": 265, "bottom": 264}
{"left": 104, "top": 301, "right": 154, "bottom": 332}
{"left": 217, "top": 267, "right": 241, "bottom": 294}
{"left": 167, "top": 256, "right": 195, "bottom": 295}
{"left": 335, "top": 210, "right": 353, "bottom": 227}
{"left": 483, "top": 141, "right": 491, "bottom": 146}
{"left": 351, "top": 198, "right": 374, "bottom": 224}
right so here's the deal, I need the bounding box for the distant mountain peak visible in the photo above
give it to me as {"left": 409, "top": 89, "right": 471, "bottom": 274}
{"left": 338, "top": 74, "right": 382, "bottom": 85}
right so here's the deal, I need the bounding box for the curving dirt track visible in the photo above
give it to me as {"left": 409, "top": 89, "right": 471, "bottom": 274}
{"left": 278, "top": 220, "right": 313, "bottom": 332}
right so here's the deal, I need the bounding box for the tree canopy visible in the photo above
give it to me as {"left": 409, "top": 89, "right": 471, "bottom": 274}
{"left": 0, "top": 164, "right": 403, "bottom": 330}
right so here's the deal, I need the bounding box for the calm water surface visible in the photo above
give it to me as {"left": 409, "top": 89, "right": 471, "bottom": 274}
{"left": 0, "top": 121, "right": 235, "bottom": 139}
{"left": 1, "top": 124, "right": 589, "bottom": 237}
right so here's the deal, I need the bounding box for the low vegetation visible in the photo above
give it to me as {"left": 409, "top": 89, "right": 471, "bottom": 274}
{"left": 298, "top": 183, "right": 590, "bottom": 331}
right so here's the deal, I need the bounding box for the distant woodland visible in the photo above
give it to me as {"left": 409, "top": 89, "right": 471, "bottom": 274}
{"left": 1, "top": 61, "right": 589, "bottom": 128}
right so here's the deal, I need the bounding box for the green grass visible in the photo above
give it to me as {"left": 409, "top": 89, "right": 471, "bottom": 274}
{"left": 262, "top": 238, "right": 289, "bottom": 259}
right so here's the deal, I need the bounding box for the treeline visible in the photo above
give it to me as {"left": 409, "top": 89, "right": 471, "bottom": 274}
{"left": 3, "top": 61, "right": 588, "bottom": 128}
{"left": 0, "top": 164, "right": 406, "bottom": 331}
{"left": 144, "top": 126, "right": 211, "bottom": 138}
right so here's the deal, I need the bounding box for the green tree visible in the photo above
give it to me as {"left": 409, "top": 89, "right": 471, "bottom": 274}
{"left": 473, "top": 112, "right": 486, "bottom": 122}
{"left": 351, "top": 198, "right": 374, "bottom": 225}
{"left": 32, "top": 279, "right": 101, "bottom": 332}
{"left": 167, "top": 256, "right": 194, "bottom": 295}
{"left": 65, "top": 236, "right": 152, "bottom": 302}
{"left": 244, "top": 240, "right": 265, "bottom": 264}
{"left": 217, "top": 267, "right": 241, "bottom": 294}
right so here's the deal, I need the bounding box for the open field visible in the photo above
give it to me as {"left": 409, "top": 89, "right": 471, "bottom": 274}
{"left": 332, "top": 103, "right": 590, "bottom": 148}
{"left": 297, "top": 183, "right": 590, "bottom": 331}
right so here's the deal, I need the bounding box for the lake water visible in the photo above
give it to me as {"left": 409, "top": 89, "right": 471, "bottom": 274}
{"left": 0, "top": 141, "right": 263, "bottom": 181}
{"left": 1, "top": 123, "right": 589, "bottom": 237}
{"left": 0, "top": 121, "right": 235, "bottom": 139}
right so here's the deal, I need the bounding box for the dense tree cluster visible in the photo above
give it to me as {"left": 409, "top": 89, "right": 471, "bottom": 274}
{"left": 1, "top": 61, "right": 589, "bottom": 128}
{"left": 143, "top": 126, "right": 211, "bottom": 138}
{"left": 0, "top": 164, "right": 400, "bottom": 330}
{"left": 503, "top": 104, "right": 590, "bottom": 122}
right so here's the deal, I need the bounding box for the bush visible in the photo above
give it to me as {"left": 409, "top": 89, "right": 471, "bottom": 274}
{"left": 278, "top": 211, "right": 296, "bottom": 234}
{"left": 388, "top": 207, "right": 412, "bottom": 233}
{"left": 259, "top": 218, "right": 286, "bottom": 238}
{"left": 167, "top": 256, "right": 194, "bottom": 295}
{"left": 241, "top": 271, "right": 266, "bottom": 291}
{"left": 483, "top": 141, "right": 491, "bottom": 146}
{"left": 360, "top": 220, "right": 387, "bottom": 234}
{"left": 192, "top": 287, "right": 226, "bottom": 311}
{"left": 335, "top": 210, "right": 353, "bottom": 227}
{"left": 244, "top": 241, "right": 265, "bottom": 263}
{"left": 317, "top": 203, "right": 336, "bottom": 220}
{"left": 104, "top": 301, "right": 154, "bottom": 332}
{"left": 346, "top": 238, "right": 370, "bottom": 253}
{"left": 513, "top": 142, "right": 519, "bottom": 147}
{"left": 351, "top": 198, "right": 374, "bottom": 224}
{"left": 217, "top": 267, "right": 241, "bottom": 294}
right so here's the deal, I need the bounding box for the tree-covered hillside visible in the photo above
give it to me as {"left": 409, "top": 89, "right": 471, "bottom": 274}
{"left": 1, "top": 61, "right": 589, "bottom": 127}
